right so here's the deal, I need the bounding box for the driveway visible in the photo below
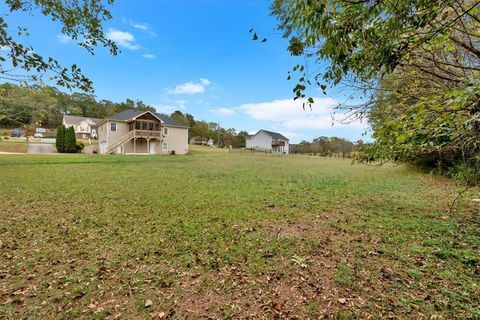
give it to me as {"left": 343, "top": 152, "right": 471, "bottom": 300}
{"left": 28, "top": 143, "right": 56, "bottom": 154}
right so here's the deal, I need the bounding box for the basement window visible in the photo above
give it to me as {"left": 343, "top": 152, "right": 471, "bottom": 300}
{"left": 162, "top": 142, "right": 168, "bottom": 151}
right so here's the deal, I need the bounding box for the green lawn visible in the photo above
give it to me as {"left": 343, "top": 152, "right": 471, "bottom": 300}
{"left": 1, "top": 147, "right": 479, "bottom": 319}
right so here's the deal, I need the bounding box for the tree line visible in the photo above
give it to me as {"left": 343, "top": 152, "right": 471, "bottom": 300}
{"left": 0, "top": 82, "right": 248, "bottom": 148}
{"left": 169, "top": 111, "right": 248, "bottom": 148}
{"left": 290, "top": 137, "right": 361, "bottom": 158}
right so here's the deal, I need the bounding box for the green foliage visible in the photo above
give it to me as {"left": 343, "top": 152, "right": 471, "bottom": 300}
{"left": 56, "top": 125, "right": 77, "bottom": 153}
{"left": 0, "top": 83, "right": 155, "bottom": 128}
{"left": 75, "top": 141, "right": 86, "bottom": 153}
{"left": 272, "top": 0, "right": 480, "bottom": 183}
{"left": 171, "top": 110, "right": 246, "bottom": 148}
{"left": 0, "top": 0, "right": 117, "bottom": 91}
{"left": 449, "top": 161, "right": 480, "bottom": 186}
{"left": 291, "top": 136, "right": 357, "bottom": 157}
{"left": 64, "top": 126, "right": 77, "bottom": 153}
{"left": 55, "top": 125, "right": 65, "bottom": 153}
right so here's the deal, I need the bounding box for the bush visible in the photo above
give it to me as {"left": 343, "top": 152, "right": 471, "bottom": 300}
{"left": 450, "top": 161, "right": 480, "bottom": 186}
{"left": 56, "top": 125, "right": 77, "bottom": 153}
{"left": 75, "top": 141, "right": 85, "bottom": 153}
{"left": 64, "top": 126, "right": 77, "bottom": 153}
{"left": 56, "top": 125, "right": 65, "bottom": 153}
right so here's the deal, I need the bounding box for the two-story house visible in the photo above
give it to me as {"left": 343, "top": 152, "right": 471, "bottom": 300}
{"left": 246, "top": 130, "right": 289, "bottom": 154}
{"left": 63, "top": 115, "right": 101, "bottom": 139}
{"left": 97, "top": 109, "right": 189, "bottom": 155}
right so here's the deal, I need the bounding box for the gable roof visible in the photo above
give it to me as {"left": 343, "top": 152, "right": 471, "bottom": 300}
{"left": 251, "top": 129, "right": 289, "bottom": 141}
{"left": 63, "top": 115, "right": 102, "bottom": 126}
{"left": 103, "top": 109, "right": 188, "bottom": 128}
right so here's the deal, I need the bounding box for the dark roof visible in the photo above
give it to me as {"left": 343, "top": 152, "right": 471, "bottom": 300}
{"left": 63, "top": 115, "right": 102, "bottom": 125}
{"left": 256, "top": 129, "right": 289, "bottom": 141}
{"left": 106, "top": 109, "right": 188, "bottom": 128}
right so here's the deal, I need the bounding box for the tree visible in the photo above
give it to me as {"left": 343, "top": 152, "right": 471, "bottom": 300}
{"left": 0, "top": 0, "right": 117, "bottom": 92}
{"left": 64, "top": 126, "right": 77, "bottom": 153}
{"left": 0, "top": 82, "right": 160, "bottom": 128}
{"left": 55, "top": 125, "right": 65, "bottom": 153}
{"left": 191, "top": 120, "right": 212, "bottom": 142}
{"left": 271, "top": 0, "right": 480, "bottom": 178}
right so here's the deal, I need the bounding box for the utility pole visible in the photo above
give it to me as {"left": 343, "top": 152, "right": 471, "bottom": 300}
{"left": 217, "top": 122, "right": 220, "bottom": 148}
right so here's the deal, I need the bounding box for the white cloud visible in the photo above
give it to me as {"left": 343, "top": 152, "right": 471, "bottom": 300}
{"left": 166, "top": 78, "right": 212, "bottom": 95}
{"left": 123, "top": 19, "right": 157, "bottom": 36}
{"left": 155, "top": 99, "right": 187, "bottom": 114}
{"left": 200, "top": 78, "right": 211, "bottom": 85}
{"left": 211, "top": 107, "right": 235, "bottom": 116}
{"left": 106, "top": 28, "right": 139, "bottom": 50}
{"left": 57, "top": 34, "right": 73, "bottom": 43}
{"left": 142, "top": 53, "right": 156, "bottom": 59}
{"left": 239, "top": 97, "right": 367, "bottom": 130}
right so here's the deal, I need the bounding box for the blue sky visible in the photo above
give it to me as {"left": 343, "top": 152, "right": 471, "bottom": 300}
{"left": 4, "top": 0, "right": 369, "bottom": 143}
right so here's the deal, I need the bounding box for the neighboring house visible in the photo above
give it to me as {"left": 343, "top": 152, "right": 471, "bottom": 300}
{"left": 246, "top": 130, "right": 289, "bottom": 154}
{"left": 97, "top": 109, "right": 189, "bottom": 155}
{"left": 63, "top": 115, "right": 101, "bottom": 139}
{"left": 189, "top": 137, "right": 214, "bottom": 147}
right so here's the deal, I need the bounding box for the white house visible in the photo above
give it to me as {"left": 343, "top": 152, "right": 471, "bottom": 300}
{"left": 63, "top": 115, "right": 101, "bottom": 139}
{"left": 246, "top": 130, "right": 289, "bottom": 154}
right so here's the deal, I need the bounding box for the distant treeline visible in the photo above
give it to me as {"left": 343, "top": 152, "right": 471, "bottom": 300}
{"left": 0, "top": 83, "right": 247, "bottom": 147}
{"left": 291, "top": 137, "right": 363, "bottom": 158}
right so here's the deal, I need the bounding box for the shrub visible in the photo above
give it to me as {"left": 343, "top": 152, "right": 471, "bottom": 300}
{"left": 450, "top": 161, "right": 480, "bottom": 186}
{"left": 64, "top": 126, "right": 77, "bottom": 153}
{"left": 55, "top": 125, "right": 65, "bottom": 153}
{"left": 75, "top": 141, "right": 85, "bottom": 153}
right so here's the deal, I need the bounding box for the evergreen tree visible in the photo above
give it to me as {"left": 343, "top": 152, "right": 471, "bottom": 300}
{"left": 55, "top": 125, "right": 65, "bottom": 153}
{"left": 64, "top": 126, "right": 77, "bottom": 153}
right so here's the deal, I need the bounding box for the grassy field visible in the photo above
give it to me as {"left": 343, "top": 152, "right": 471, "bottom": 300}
{"left": 0, "top": 140, "right": 28, "bottom": 153}
{"left": 1, "top": 146, "right": 479, "bottom": 319}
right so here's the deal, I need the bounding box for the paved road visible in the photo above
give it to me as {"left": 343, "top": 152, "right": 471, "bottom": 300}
{"left": 28, "top": 143, "right": 56, "bottom": 154}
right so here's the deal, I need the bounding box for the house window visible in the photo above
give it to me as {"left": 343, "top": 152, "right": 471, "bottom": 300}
{"left": 163, "top": 127, "right": 169, "bottom": 136}
{"left": 162, "top": 142, "right": 168, "bottom": 151}
{"left": 148, "top": 122, "right": 154, "bottom": 131}
{"left": 111, "top": 123, "right": 117, "bottom": 132}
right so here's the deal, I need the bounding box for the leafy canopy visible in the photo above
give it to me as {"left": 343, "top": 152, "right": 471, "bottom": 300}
{"left": 0, "top": 0, "right": 117, "bottom": 91}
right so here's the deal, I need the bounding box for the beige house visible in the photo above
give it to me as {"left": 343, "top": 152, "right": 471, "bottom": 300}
{"left": 63, "top": 115, "right": 101, "bottom": 139}
{"left": 97, "top": 109, "right": 189, "bottom": 155}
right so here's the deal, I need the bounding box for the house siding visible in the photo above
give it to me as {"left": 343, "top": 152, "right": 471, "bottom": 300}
{"left": 97, "top": 121, "right": 188, "bottom": 155}
{"left": 246, "top": 131, "right": 272, "bottom": 151}
{"left": 163, "top": 127, "right": 189, "bottom": 155}
{"left": 246, "top": 131, "right": 289, "bottom": 154}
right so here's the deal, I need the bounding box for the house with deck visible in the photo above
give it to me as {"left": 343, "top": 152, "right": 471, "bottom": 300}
{"left": 63, "top": 115, "right": 101, "bottom": 139}
{"left": 97, "top": 109, "right": 189, "bottom": 155}
{"left": 246, "top": 130, "right": 289, "bottom": 154}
